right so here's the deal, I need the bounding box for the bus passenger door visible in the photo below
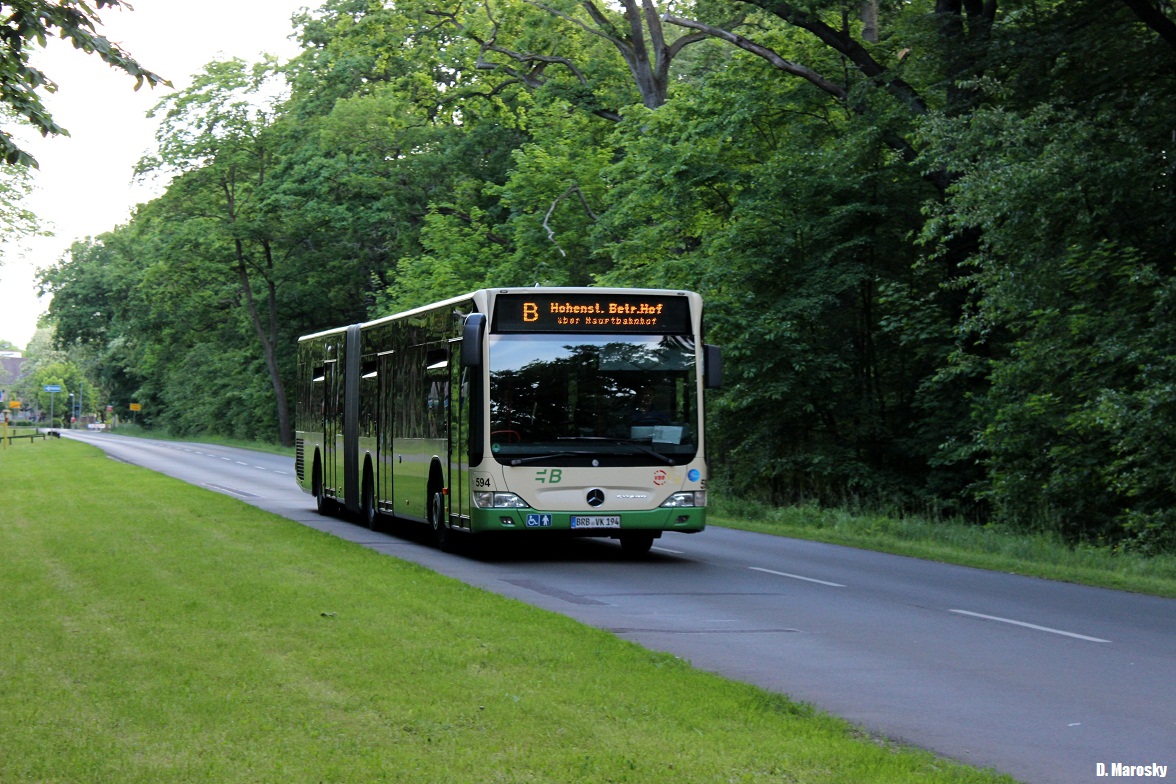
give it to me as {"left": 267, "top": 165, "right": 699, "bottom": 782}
{"left": 449, "top": 356, "right": 469, "bottom": 527}
{"left": 322, "top": 358, "right": 340, "bottom": 496}
{"left": 378, "top": 351, "right": 394, "bottom": 514}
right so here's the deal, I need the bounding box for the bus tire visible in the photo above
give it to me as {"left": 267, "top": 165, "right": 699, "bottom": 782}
{"left": 620, "top": 533, "right": 655, "bottom": 556}
{"left": 430, "top": 491, "right": 453, "bottom": 552}
{"left": 313, "top": 457, "right": 333, "bottom": 516}
{"left": 361, "top": 463, "right": 377, "bottom": 530}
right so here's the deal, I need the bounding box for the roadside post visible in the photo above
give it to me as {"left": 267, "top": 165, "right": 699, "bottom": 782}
{"left": 44, "top": 385, "right": 61, "bottom": 428}
{"left": 3, "top": 402, "right": 19, "bottom": 447}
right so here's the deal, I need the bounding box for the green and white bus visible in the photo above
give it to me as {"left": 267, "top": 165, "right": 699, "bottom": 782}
{"left": 295, "top": 287, "right": 721, "bottom": 554}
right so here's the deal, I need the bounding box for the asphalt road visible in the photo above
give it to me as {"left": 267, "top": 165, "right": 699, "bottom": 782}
{"left": 62, "top": 430, "right": 1176, "bottom": 784}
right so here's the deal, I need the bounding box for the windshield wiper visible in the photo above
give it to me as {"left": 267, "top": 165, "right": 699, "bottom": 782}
{"left": 555, "top": 436, "right": 677, "bottom": 465}
{"left": 507, "top": 451, "right": 596, "bottom": 466}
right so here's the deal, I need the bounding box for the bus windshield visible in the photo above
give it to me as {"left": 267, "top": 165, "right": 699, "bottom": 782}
{"left": 488, "top": 333, "right": 699, "bottom": 465}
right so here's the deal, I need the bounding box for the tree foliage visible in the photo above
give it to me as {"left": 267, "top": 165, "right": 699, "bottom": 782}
{"left": 0, "top": 127, "right": 42, "bottom": 264}
{"left": 36, "top": 0, "right": 1176, "bottom": 550}
{"left": 0, "top": 0, "right": 167, "bottom": 166}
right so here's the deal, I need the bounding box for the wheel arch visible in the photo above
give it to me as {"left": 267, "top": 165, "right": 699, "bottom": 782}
{"left": 427, "top": 456, "right": 447, "bottom": 513}
{"left": 311, "top": 448, "right": 323, "bottom": 495}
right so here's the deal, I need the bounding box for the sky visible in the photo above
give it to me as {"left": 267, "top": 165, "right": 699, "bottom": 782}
{"left": 0, "top": 0, "right": 311, "bottom": 350}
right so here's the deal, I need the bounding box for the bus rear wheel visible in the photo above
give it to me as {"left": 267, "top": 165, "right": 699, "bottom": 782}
{"left": 361, "top": 470, "right": 377, "bottom": 530}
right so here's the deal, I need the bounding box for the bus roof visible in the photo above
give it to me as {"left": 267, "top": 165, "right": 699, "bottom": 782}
{"left": 297, "top": 287, "right": 697, "bottom": 342}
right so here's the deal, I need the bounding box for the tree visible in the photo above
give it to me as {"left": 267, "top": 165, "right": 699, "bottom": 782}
{"left": 137, "top": 58, "right": 296, "bottom": 445}
{"left": 283, "top": 0, "right": 536, "bottom": 313}
{"left": 0, "top": 0, "right": 167, "bottom": 166}
{"left": 918, "top": 0, "right": 1176, "bottom": 546}
{"left": 469, "top": 0, "right": 710, "bottom": 112}
{"left": 0, "top": 112, "right": 44, "bottom": 266}
{"left": 594, "top": 58, "right": 946, "bottom": 507}
{"left": 1122, "top": 0, "right": 1176, "bottom": 49}
{"left": 37, "top": 232, "right": 149, "bottom": 417}
{"left": 13, "top": 356, "right": 84, "bottom": 424}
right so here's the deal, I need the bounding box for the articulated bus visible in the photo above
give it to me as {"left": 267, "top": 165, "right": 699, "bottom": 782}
{"left": 295, "top": 287, "right": 722, "bottom": 554}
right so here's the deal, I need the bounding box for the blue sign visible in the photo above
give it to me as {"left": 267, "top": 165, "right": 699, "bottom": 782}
{"left": 44, "top": 384, "right": 62, "bottom": 393}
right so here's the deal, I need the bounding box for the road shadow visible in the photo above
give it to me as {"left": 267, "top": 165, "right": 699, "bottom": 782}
{"left": 361, "top": 513, "right": 691, "bottom": 565}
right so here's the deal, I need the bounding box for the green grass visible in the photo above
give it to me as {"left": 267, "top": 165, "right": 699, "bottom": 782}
{"left": 0, "top": 440, "right": 1017, "bottom": 784}
{"left": 711, "top": 498, "right": 1176, "bottom": 599}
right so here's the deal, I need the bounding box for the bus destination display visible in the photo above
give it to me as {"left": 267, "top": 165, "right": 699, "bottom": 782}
{"left": 493, "top": 293, "right": 691, "bottom": 334}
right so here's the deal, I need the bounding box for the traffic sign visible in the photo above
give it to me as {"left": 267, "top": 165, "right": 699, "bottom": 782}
{"left": 44, "top": 384, "right": 62, "bottom": 393}
{"left": 129, "top": 403, "right": 142, "bottom": 412}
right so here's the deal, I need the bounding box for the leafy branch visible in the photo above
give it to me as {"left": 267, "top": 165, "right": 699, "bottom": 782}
{"left": 0, "top": 0, "right": 169, "bottom": 166}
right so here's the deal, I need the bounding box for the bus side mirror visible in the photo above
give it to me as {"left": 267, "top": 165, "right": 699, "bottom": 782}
{"left": 461, "top": 313, "right": 486, "bottom": 368}
{"left": 704, "top": 344, "right": 723, "bottom": 389}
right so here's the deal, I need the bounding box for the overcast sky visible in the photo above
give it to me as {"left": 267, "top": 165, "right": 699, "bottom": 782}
{"left": 0, "top": 0, "right": 310, "bottom": 350}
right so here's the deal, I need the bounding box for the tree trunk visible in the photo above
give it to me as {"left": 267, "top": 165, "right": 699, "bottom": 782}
{"left": 861, "top": 0, "right": 879, "bottom": 43}
{"left": 235, "top": 238, "right": 293, "bottom": 447}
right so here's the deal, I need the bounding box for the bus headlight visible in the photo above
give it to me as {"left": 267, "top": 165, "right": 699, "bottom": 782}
{"left": 473, "top": 491, "right": 530, "bottom": 509}
{"left": 660, "top": 491, "right": 706, "bottom": 508}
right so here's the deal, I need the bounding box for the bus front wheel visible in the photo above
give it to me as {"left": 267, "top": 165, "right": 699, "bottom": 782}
{"left": 314, "top": 460, "right": 333, "bottom": 516}
{"left": 620, "top": 533, "right": 655, "bottom": 556}
{"left": 430, "top": 491, "right": 453, "bottom": 552}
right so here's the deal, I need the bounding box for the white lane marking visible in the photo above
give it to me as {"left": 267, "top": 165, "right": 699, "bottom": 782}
{"left": 950, "top": 609, "right": 1111, "bottom": 643}
{"left": 749, "top": 566, "right": 845, "bottom": 588}
{"left": 235, "top": 461, "right": 249, "bottom": 466}
{"left": 202, "top": 483, "right": 261, "bottom": 499}
{"left": 652, "top": 546, "right": 684, "bottom": 554}
{"left": 252, "top": 465, "right": 267, "bottom": 470}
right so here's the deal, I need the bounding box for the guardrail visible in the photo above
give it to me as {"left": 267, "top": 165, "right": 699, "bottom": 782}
{"left": 1, "top": 428, "right": 50, "bottom": 446}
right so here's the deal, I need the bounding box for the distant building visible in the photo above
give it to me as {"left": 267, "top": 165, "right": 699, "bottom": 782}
{"left": 0, "top": 353, "right": 27, "bottom": 401}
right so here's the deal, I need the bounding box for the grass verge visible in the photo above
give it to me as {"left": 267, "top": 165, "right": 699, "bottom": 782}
{"left": 711, "top": 498, "right": 1176, "bottom": 599}
{"left": 0, "top": 440, "right": 1017, "bottom": 783}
